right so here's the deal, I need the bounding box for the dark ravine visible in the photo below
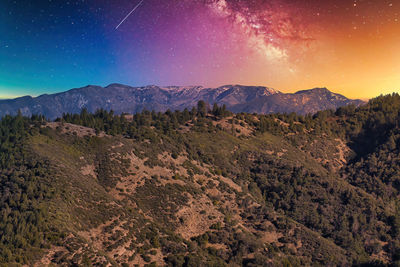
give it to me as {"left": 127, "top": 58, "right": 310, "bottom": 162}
{"left": 0, "top": 84, "right": 365, "bottom": 119}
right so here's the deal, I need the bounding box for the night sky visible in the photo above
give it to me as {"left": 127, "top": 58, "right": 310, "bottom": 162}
{"left": 1, "top": 0, "right": 399, "bottom": 98}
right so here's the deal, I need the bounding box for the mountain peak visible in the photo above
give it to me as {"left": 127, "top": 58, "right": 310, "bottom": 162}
{"left": 106, "top": 83, "right": 132, "bottom": 88}
{"left": 295, "top": 87, "right": 331, "bottom": 95}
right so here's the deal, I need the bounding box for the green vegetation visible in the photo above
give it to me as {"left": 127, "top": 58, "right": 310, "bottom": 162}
{"left": 1, "top": 95, "right": 400, "bottom": 266}
{"left": 0, "top": 114, "right": 63, "bottom": 264}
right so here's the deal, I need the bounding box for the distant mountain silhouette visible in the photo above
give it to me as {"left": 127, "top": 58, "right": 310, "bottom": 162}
{"left": 230, "top": 87, "right": 365, "bottom": 114}
{"left": 0, "top": 84, "right": 364, "bottom": 119}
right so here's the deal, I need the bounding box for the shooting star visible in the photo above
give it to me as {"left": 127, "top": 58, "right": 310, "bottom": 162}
{"left": 115, "top": 0, "right": 144, "bottom": 30}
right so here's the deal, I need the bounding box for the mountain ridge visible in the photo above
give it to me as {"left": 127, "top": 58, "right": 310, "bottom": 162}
{"left": 0, "top": 84, "right": 364, "bottom": 119}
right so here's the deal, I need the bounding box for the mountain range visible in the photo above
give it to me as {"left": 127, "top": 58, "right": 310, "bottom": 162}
{"left": 0, "top": 84, "right": 365, "bottom": 119}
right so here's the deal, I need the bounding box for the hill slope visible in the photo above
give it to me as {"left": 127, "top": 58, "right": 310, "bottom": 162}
{"left": 0, "top": 84, "right": 363, "bottom": 119}
{"left": 0, "top": 95, "right": 399, "bottom": 266}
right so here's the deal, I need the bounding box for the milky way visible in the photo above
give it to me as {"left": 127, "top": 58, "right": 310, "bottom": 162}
{"left": 205, "top": 0, "right": 312, "bottom": 61}
{"left": 0, "top": 0, "right": 399, "bottom": 98}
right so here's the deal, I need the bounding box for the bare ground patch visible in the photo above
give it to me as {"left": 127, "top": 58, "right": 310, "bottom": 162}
{"left": 176, "top": 195, "right": 224, "bottom": 239}
{"left": 81, "top": 164, "right": 96, "bottom": 179}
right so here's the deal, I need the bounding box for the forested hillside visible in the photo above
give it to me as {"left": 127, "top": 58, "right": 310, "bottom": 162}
{"left": 0, "top": 95, "right": 399, "bottom": 266}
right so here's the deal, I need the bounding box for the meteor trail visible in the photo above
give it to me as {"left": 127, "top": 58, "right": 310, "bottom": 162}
{"left": 115, "top": 0, "right": 144, "bottom": 30}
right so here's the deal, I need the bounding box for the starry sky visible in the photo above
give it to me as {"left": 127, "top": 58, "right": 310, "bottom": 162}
{"left": 0, "top": 0, "right": 399, "bottom": 99}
